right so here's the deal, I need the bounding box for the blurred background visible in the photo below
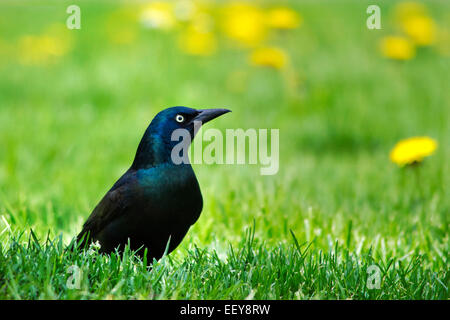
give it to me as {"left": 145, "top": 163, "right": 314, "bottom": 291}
{"left": 0, "top": 0, "right": 448, "bottom": 258}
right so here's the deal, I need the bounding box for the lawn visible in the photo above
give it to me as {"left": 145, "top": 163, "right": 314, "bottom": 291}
{"left": 0, "top": 0, "right": 448, "bottom": 299}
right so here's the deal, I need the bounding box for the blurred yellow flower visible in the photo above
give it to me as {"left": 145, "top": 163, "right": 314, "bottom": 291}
{"left": 45, "top": 23, "right": 74, "bottom": 51}
{"left": 140, "top": 2, "right": 176, "bottom": 30}
{"left": 380, "top": 36, "right": 415, "bottom": 60}
{"left": 266, "top": 7, "right": 302, "bottom": 30}
{"left": 18, "top": 31, "right": 72, "bottom": 66}
{"left": 402, "top": 15, "right": 436, "bottom": 46}
{"left": 223, "top": 3, "right": 267, "bottom": 47}
{"left": 390, "top": 136, "right": 437, "bottom": 166}
{"left": 179, "top": 26, "right": 217, "bottom": 56}
{"left": 250, "top": 47, "right": 287, "bottom": 69}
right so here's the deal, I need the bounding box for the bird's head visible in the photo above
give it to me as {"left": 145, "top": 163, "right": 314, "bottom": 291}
{"left": 132, "top": 106, "right": 231, "bottom": 168}
{"left": 150, "top": 106, "right": 230, "bottom": 140}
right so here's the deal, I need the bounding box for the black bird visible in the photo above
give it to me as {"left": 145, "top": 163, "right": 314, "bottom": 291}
{"left": 77, "top": 106, "right": 230, "bottom": 261}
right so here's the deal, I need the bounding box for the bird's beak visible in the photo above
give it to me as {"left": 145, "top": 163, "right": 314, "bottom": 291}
{"left": 192, "top": 108, "right": 231, "bottom": 125}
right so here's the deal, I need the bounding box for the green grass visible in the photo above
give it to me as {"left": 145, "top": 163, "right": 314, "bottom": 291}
{"left": 1, "top": 227, "right": 446, "bottom": 299}
{"left": 0, "top": 0, "right": 448, "bottom": 299}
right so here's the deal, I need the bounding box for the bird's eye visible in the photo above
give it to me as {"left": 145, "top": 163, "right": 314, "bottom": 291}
{"left": 175, "top": 114, "right": 185, "bottom": 123}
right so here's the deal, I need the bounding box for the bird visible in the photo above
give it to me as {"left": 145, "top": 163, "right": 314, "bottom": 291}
{"left": 76, "top": 106, "right": 230, "bottom": 262}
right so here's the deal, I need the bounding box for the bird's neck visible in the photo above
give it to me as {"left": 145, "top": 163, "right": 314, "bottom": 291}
{"left": 131, "top": 123, "right": 191, "bottom": 169}
{"left": 131, "top": 132, "right": 169, "bottom": 169}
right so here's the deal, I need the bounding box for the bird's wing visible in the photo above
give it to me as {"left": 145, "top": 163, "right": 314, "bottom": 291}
{"left": 77, "top": 171, "right": 140, "bottom": 245}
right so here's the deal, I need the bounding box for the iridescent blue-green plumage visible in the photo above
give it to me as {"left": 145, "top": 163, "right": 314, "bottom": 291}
{"left": 77, "top": 107, "right": 230, "bottom": 261}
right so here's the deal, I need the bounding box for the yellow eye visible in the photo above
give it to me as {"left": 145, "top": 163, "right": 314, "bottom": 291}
{"left": 175, "top": 114, "right": 185, "bottom": 123}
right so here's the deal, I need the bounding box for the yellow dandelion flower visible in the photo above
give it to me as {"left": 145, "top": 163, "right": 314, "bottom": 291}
{"left": 44, "top": 23, "right": 74, "bottom": 54}
{"left": 402, "top": 15, "right": 436, "bottom": 46}
{"left": 266, "top": 7, "right": 302, "bottom": 30}
{"left": 250, "top": 47, "right": 288, "bottom": 69}
{"left": 16, "top": 23, "right": 73, "bottom": 66}
{"left": 178, "top": 26, "right": 217, "bottom": 56}
{"left": 390, "top": 136, "right": 437, "bottom": 166}
{"left": 222, "top": 3, "right": 267, "bottom": 47}
{"left": 380, "top": 36, "right": 415, "bottom": 60}
{"left": 140, "top": 2, "right": 176, "bottom": 30}
{"left": 18, "top": 36, "right": 69, "bottom": 66}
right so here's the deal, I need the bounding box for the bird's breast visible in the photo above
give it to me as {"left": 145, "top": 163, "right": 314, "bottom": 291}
{"left": 136, "top": 164, "right": 203, "bottom": 224}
